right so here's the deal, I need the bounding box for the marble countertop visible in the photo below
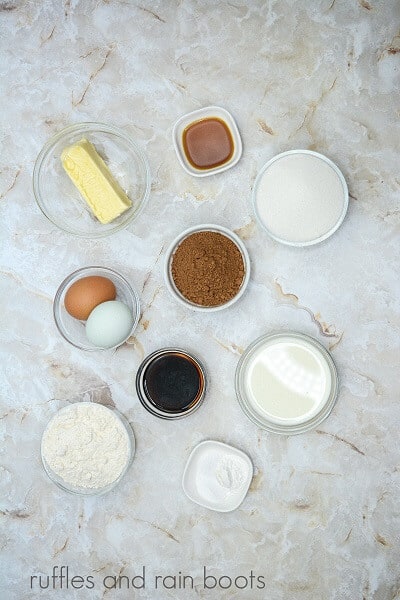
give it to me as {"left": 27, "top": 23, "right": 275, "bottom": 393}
{"left": 1, "top": 1, "right": 399, "bottom": 599}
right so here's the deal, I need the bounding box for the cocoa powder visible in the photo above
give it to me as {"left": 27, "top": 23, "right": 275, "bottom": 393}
{"left": 171, "top": 231, "right": 245, "bottom": 307}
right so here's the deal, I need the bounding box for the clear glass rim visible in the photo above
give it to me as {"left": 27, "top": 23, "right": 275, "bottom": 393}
{"left": 164, "top": 224, "right": 251, "bottom": 312}
{"left": 53, "top": 266, "right": 140, "bottom": 351}
{"left": 41, "top": 402, "right": 135, "bottom": 495}
{"left": 252, "top": 149, "right": 349, "bottom": 247}
{"left": 33, "top": 121, "right": 151, "bottom": 238}
{"left": 235, "top": 331, "right": 339, "bottom": 435}
{"left": 136, "top": 347, "right": 207, "bottom": 420}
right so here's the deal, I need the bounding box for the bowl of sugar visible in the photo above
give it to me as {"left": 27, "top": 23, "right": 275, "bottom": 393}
{"left": 253, "top": 150, "right": 348, "bottom": 246}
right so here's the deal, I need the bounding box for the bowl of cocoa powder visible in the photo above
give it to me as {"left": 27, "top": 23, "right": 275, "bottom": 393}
{"left": 164, "top": 224, "right": 250, "bottom": 311}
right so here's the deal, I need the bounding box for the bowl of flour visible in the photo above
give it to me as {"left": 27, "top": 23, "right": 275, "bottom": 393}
{"left": 41, "top": 402, "right": 134, "bottom": 495}
{"left": 253, "top": 149, "right": 348, "bottom": 246}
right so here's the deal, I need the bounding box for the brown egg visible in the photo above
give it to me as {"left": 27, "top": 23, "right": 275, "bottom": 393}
{"left": 64, "top": 276, "right": 116, "bottom": 320}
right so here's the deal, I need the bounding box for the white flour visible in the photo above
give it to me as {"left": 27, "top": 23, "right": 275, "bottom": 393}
{"left": 255, "top": 152, "right": 346, "bottom": 243}
{"left": 41, "top": 402, "right": 131, "bottom": 490}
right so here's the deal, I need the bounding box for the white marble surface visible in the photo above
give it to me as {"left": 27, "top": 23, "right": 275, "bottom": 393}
{"left": 1, "top": 1, "right": 399, "bottom": 599}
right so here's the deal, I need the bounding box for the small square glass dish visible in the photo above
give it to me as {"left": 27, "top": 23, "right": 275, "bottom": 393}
{"left": 172, "top": 106, "right": 242, "bottom": 177}
{"left": 182, "top": 440, "right": 253, "bottom": 512}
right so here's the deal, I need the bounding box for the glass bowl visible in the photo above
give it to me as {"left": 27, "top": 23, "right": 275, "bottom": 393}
{"left": 136, "top": 348, "right": 207, "bottom": 420}
{"left": 235, "top": 331, "right": 339, "bottom": 435}
{"left": 41, "top": 402, "right": 135, "bottom": 495}
{"left": 164, "top": 224, "right": 251, "bottom": 312}
{"left": 53, "top": 266, "right": 140, "bottom": 351}
{"left": 33, "top": 122, "right": 150, "bottom": 238}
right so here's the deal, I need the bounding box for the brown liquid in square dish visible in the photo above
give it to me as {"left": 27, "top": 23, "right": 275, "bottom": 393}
{"left": 182, "top": 117, "right": 234, "bottom": 170}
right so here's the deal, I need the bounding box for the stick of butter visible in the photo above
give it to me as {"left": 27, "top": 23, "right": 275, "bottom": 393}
{"left": 61, "top": 138, "right": 132, "bottom": 224}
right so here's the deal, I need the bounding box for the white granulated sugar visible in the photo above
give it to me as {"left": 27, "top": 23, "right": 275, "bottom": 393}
{"left": 255, "top": 153, "right": 346, "bottom": 243}
{"left": 41, "top": 402, "right": 131, "bottom": 490}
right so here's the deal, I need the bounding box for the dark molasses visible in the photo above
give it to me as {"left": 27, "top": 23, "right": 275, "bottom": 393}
{"left": 137, "top": 350, "right": 206, "bottom": 418}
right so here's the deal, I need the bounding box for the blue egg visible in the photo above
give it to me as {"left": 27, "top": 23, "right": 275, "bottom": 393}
{"left": 86, "top": 300, "right": 134, "bottom": 348}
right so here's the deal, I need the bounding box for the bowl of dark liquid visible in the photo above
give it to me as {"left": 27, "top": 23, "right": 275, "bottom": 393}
{"left": 136, "top": 348, "right": 206, "bottom": 419}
